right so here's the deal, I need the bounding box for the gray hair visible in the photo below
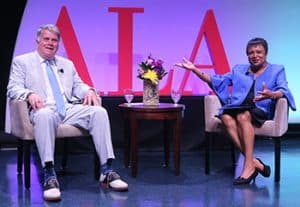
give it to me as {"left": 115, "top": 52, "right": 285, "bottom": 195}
{"left": 36, "top": 24, "right": 61, "bottom": 41}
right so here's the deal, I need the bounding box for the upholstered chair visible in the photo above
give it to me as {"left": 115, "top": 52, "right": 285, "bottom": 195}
{"left": 204, "top": 95, "right": 289, "bottom": 182}
{"left": 9, "top": 99, "right": 100, "bottom": 189}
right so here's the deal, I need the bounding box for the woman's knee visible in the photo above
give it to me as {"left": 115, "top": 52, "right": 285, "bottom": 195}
{"left": 236, "top": 111, "right": 251, "bottom": 123}
{"left": 221, "top": 114, "right": 236, "bottom": 128}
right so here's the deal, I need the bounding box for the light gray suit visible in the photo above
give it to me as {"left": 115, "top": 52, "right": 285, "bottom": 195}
{"left": 7, "top": 51, "right": 115, "bottom": 166}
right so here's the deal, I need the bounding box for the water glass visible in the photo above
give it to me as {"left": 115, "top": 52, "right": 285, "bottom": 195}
{"left": 123, "top": 89, "right": 134, "bottom": 105}
{"left": 171, "top": 89, "right": 182, "bottom": 105}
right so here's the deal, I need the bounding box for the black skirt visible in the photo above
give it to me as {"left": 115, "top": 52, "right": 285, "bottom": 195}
{"left": 221, "top": 81, "right": 268, "bottom": 127}
{"left": 222, "top": 107, "right": 267, "bottom": 127}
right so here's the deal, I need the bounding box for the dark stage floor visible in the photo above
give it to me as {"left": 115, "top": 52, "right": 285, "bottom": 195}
{"left": 1, "top": 138, "right": 300, "bottom": 207}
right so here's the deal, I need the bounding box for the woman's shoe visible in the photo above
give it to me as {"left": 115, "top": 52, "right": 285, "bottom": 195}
{"left": 256, "top": 158, "right": 271, "bottom": 177}
{"left": 233, "top": 170, "right": 258, "bottom": 185}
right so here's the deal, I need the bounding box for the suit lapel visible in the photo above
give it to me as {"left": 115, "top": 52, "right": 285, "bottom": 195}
{"left": 33, "top": 53, "right": 48, "bottom": 99}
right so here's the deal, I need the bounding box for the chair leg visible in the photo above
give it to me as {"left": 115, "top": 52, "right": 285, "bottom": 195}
{"left": 205, "top": 132, "right": 211, "bottom": 174}
{"left": 24, "top": 141, "right": 31, "bottom": 189}
{"left": 123, "top": 119, "right": 130, "bottom": 168}
{"left": 17, "top": 139, "right": 24, "bottom": 174}
{"left": 274, "top": 138, "right": 281, "bottom": 182}
{"left": 230, "top": 142, "right": 236, "bottom": 168}
{"left": 163, "top": 120, "right": 170, "bottom": 167}
{"left": 60, "top": 139, "right": 69, "bottom": 174}
{"left": 94, "top": 148, "right": 100, "bottom": 180}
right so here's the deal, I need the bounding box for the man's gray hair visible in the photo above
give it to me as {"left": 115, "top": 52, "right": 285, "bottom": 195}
{"left": 36, "top": 24, "right": 61, "bottom": 41}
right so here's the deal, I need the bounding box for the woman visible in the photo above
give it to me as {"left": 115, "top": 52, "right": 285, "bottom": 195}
{"left": 175, "top": 37, "right": 296, "bottom": 185}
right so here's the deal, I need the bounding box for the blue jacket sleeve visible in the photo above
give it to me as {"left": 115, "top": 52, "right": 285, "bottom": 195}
{"left": 273, "top": 66, "right": 296, "bottom": 111}
{"left": 210, "top": 72, "right": 232, "bottom": 105}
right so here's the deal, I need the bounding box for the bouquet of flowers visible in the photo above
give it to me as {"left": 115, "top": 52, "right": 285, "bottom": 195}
{"left": 137, "top": 54, "right": 168, "bottom": 85}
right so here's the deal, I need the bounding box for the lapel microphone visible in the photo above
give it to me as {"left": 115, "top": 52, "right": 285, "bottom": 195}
{"left": 58, "top": 68, "right": 64, "bottom": 73}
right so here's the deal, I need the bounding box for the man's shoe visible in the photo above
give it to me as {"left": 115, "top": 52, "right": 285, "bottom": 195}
{"left": 100, "top": 171, "right": 128, "bottom": 191}
{"left": 43, "top": 177, "right": 61, "bottom": 201}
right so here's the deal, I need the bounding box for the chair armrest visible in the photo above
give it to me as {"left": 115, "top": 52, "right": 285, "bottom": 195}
{"left": 272, "top": 98, "right": 288, "bottom": 135}
{"left": 9, "top": 99, "right": 34, "bottom": 139}
{"left": 98, "top": 96, "right": 102, "bottom": 106}
{"left": 204, "top": 95, "right": 221, "bottom": 119}
{"left": 255, "top": 98, "right": 288, "bottom": 137}
{"left": 204, "top": 95, "right": 222, "bottom": 132}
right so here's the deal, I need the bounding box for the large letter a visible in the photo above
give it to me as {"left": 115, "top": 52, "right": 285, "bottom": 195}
{"left": 179, "top": 9, "right": 230, "bottom": 93}
{"left": 56, "top": 6, "right": 93, "bottom": 87}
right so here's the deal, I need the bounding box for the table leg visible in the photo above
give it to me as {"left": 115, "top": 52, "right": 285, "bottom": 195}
{"left": 163, "top": 120, "right": 170, "bottom": 167}
{"left": 130, "top": 117, "right": 138, "bottom": 177}
{"left": 124, "top": 119, "right": 130, "bottom": 168}
{"left": 173, "top": 116, "right": 182, "bottom": 176}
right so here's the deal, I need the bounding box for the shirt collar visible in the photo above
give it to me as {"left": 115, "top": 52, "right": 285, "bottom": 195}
{"left": 36, "top": 51, "right": 57, "bottom": 66}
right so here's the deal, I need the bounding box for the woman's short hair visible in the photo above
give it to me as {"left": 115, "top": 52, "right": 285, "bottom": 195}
{"left": 246, "top": 37, "right": 268, "bottom": 55}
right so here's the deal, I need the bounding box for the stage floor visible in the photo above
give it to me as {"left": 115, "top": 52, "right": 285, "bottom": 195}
{"left": 0, "top": 138, "right": 300, "bottom": 207}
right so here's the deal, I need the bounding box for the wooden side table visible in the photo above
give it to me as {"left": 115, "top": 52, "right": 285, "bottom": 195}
{"left": 119, "top": 103, "right": 185, "bottom": 177}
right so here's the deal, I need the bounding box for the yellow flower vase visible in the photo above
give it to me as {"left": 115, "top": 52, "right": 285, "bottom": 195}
{"left": 143, "top": 80, "right": 159, "bottom": 105}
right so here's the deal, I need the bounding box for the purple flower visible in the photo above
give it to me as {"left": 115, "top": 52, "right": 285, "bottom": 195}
{"left": 137, "top": 54, "right": 168, "bottom": 83}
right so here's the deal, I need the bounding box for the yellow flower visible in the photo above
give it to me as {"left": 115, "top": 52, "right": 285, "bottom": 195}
{"left": 142, "top": 70, "right": 159, "bottom": 85}
{"left": 137, "top": 55, "right": 167, "bottom": 84}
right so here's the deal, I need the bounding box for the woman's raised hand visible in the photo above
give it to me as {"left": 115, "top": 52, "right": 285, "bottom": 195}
{"left": 174, "top": 57, "right": 197, "bottom": 71}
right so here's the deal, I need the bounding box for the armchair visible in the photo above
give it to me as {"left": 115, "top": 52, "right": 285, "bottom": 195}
{"left": 204, "top": 95, "right": 289, "bottom": 182}
{"left": 9, "top": 99, "right": 100, "bottom": 189}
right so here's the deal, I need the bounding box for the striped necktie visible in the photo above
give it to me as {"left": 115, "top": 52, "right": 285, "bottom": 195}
{"left": 45, "top": 60, "right": 66, "bottom": 117}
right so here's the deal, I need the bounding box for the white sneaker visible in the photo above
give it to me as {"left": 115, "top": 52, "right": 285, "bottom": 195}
{"left": 43, "top": 178, "right": 61, "bottom": 201}
{"left": 100, "top": 171, "right": 128, "bottom": 191}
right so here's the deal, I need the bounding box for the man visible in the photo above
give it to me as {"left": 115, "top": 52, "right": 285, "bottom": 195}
{"left": 7, "top": 24, "right": 128, "bottom": 201}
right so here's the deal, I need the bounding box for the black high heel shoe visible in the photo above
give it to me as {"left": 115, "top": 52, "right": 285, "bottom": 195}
{"left": 256, "top": 158, "right": 271, "bottom": 177}
{"left": 233, "top": 170, "right": 258, "bottom": 185}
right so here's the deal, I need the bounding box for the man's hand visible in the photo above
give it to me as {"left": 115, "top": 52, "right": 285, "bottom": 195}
{"left": 83, "top": 89, "right": 100, "bottom": 106}
{"left": 27, "top": 93, "right": 45, "bottom": 110}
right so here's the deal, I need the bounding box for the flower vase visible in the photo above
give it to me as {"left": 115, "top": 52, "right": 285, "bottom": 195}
{"left": 143, "top": 80, "right": 159, "bottom": 105}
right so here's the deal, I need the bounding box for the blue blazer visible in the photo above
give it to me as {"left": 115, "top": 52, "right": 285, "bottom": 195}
{"left": 210, "top": 64, "right": 296, "bottom": 119}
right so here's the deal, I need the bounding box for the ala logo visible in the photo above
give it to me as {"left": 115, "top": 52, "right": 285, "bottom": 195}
{"left": 57, "top": 7, "right": 229, "bottom": 96}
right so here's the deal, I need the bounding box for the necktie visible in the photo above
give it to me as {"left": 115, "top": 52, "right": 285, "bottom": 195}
{"left": 45, "top": 60, "right": 66, "bottom": 117}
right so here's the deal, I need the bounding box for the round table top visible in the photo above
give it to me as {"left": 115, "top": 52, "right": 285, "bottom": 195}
{"left": 118, "top": 102, "right": 185, "bottom": 112}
